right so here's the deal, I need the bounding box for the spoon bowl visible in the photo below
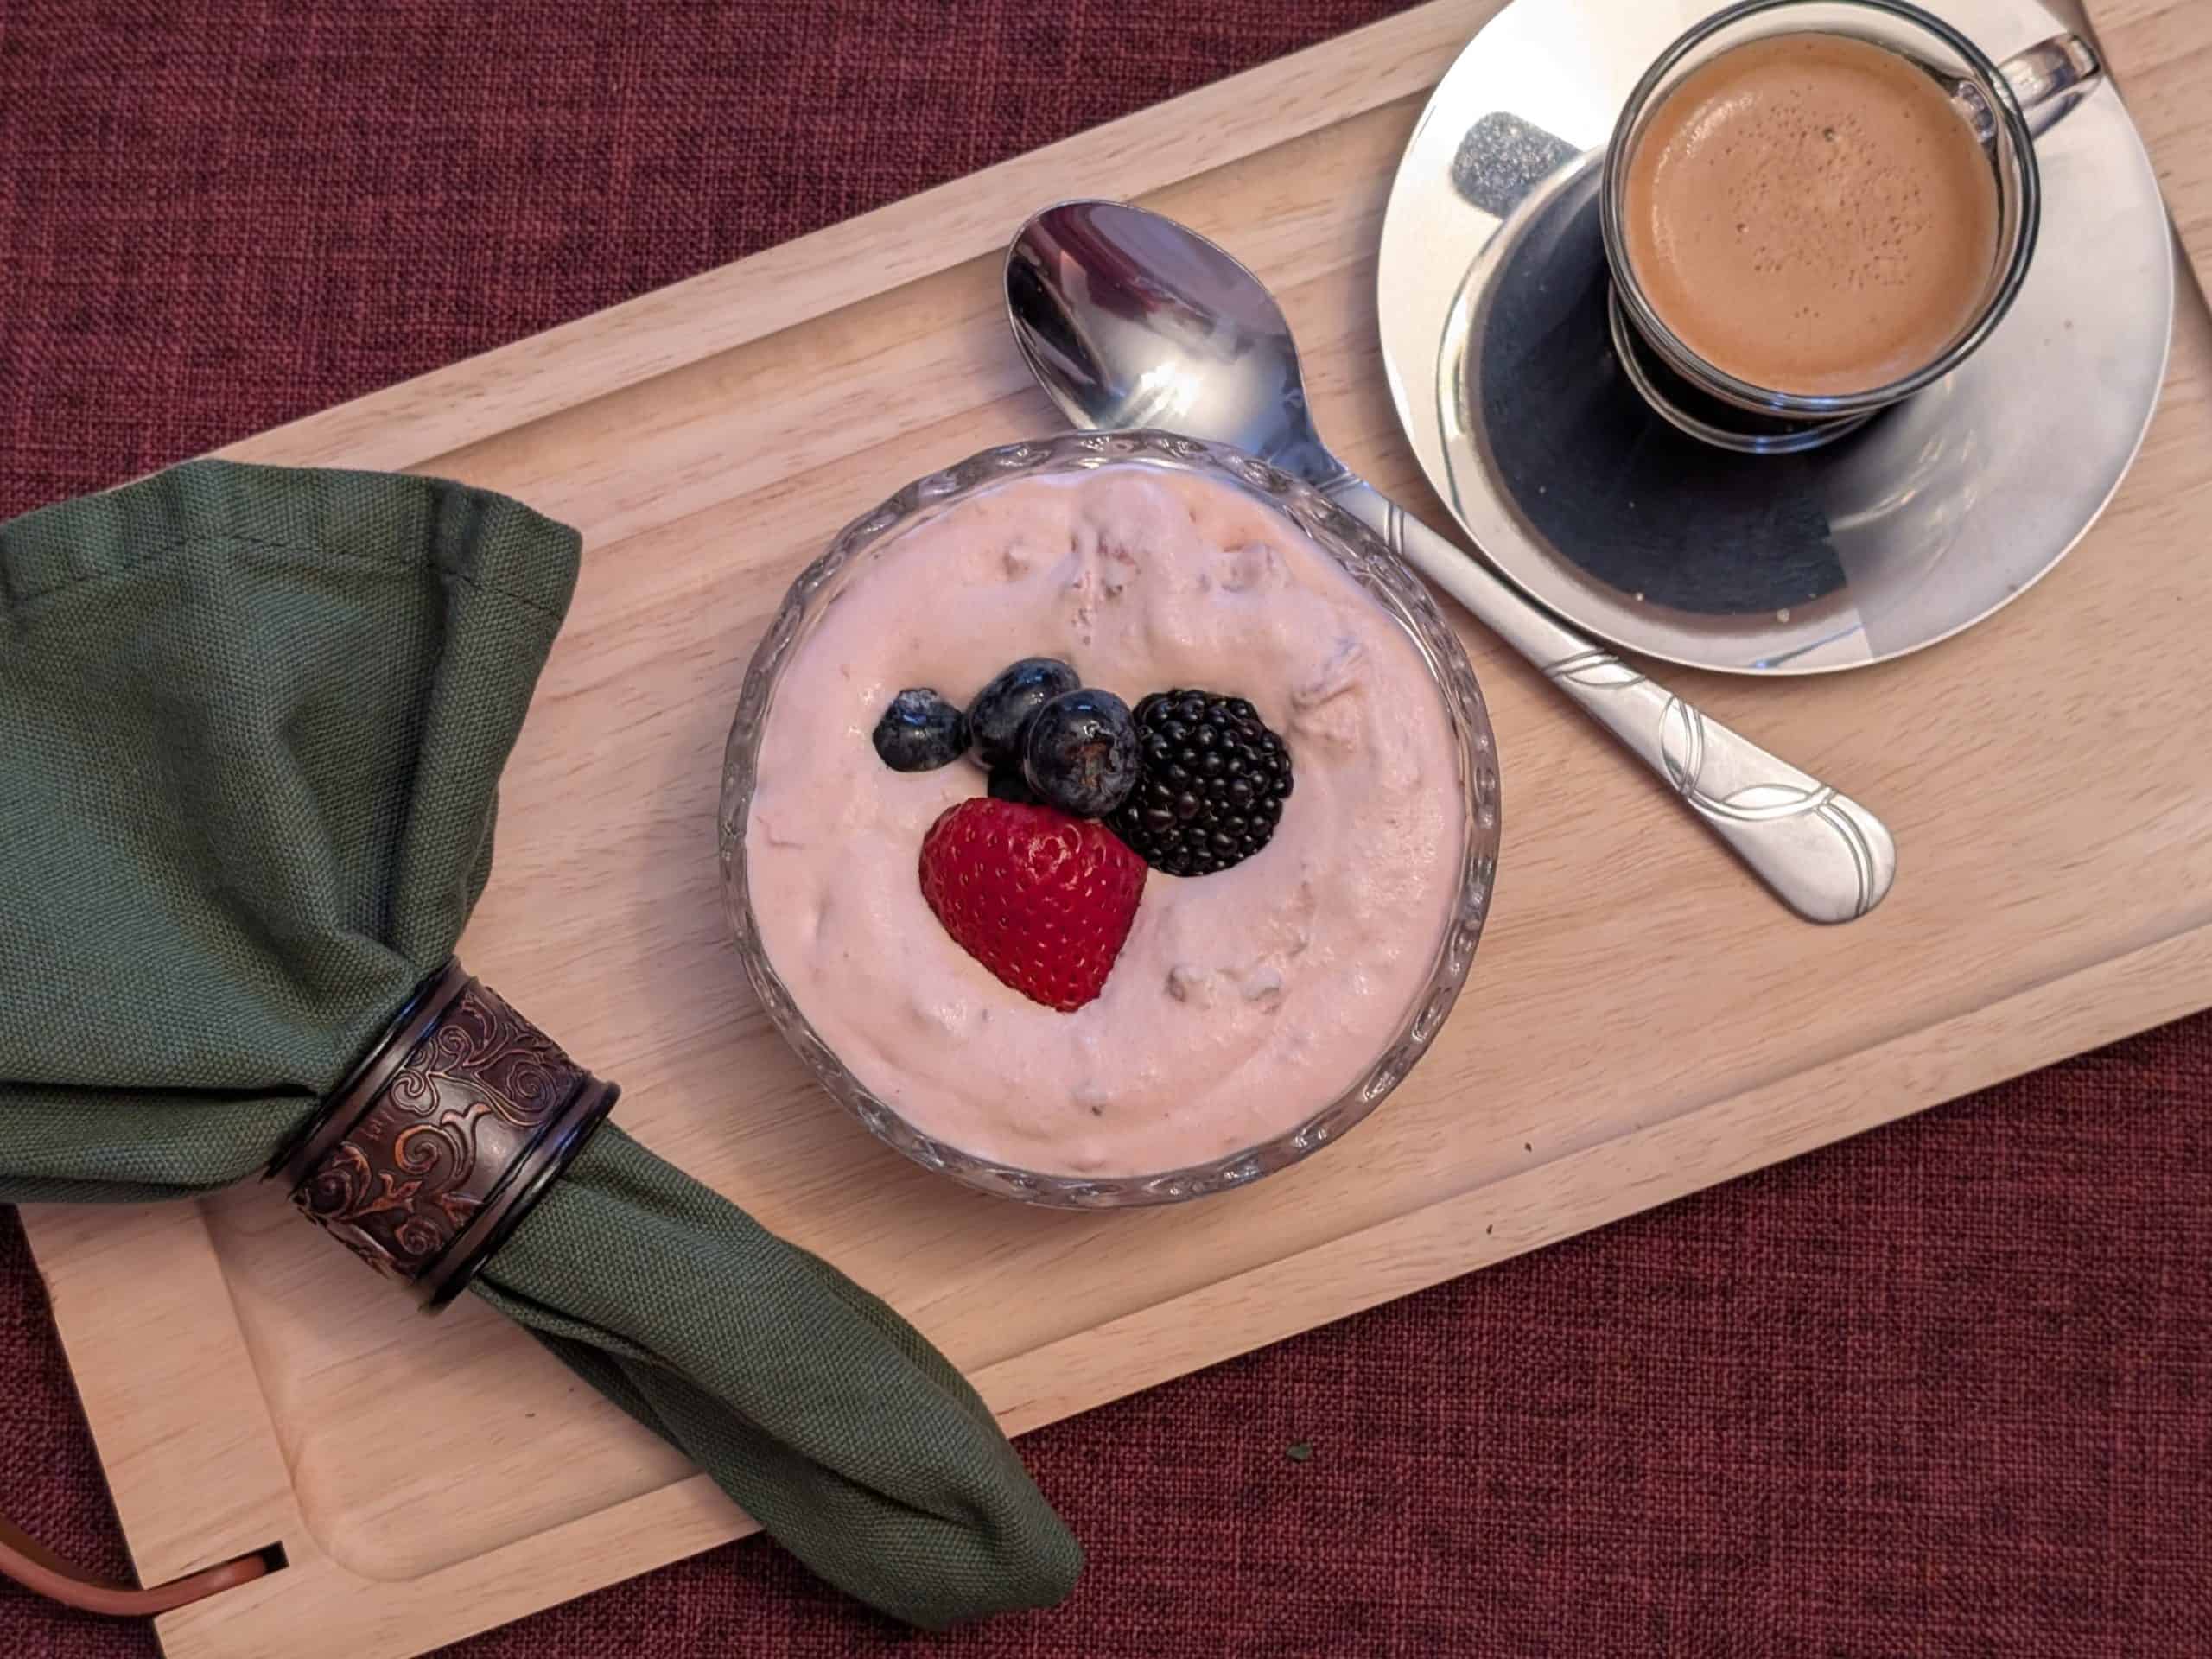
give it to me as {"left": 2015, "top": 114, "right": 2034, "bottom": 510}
{"left": 1007, "top": 202, "right": 1341, "bottom": 486}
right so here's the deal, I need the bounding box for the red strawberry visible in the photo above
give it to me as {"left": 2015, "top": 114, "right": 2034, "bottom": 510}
{"left": 918, "top": 798, "right": 1147, "bottom": 1012}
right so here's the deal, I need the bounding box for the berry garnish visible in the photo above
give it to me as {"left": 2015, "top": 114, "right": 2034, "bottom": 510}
{"left": 1022, "top": 687, "right": 1139, "bottom": 818}
{"left": 872, "top": 688, "right": 969, "bottom": 772}
{"left": 967, "top": 657, "right": 1079, "bottom": 770}
{"left": 1107, "top": 690, "right": 1294, "bottom": 877}
{"left": 919, "top": 798, "right": 1147, "bottom": 1012}
{"left": 986, "top": 767, "right": 1039, "bottom": 804}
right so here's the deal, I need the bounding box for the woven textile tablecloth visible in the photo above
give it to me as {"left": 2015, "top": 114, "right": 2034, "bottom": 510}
{"left": 3, "top": 3, "right": 2208, "bottom": 1655}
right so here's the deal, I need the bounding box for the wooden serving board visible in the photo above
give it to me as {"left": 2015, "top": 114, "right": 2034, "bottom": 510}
{"left": 22, "top": 2, "right": 2212, "bottom": 1656}
{"left": 2084, "top": 0, "right": 2212, "bottom": 297}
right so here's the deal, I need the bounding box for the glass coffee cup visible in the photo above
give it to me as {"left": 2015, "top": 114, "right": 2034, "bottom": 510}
{"left": 1599, "top": 0, "right": 2101, "bottom": 454}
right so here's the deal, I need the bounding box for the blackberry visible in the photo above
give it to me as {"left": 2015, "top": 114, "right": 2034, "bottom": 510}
{"left": 1107, "top": 690, "right": 1293, "bottom": 876}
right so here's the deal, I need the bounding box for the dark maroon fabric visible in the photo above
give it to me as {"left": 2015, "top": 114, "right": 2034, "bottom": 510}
{"left": 3, "top": 3, "right": 2208, "bottom": 1655}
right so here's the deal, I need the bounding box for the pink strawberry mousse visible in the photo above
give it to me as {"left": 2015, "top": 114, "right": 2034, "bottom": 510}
{"left": 745, "top": 464, "right": 1465, "bottom": 1177}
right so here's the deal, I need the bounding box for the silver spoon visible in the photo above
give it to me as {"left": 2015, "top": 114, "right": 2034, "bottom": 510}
{"left": 1005, "top": 199, "right": 1895, "bottom": 925}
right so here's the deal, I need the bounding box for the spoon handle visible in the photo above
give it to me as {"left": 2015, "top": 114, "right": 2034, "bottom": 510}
{"left": 1324, "top": 478, "right": 1896, "bottom": 925}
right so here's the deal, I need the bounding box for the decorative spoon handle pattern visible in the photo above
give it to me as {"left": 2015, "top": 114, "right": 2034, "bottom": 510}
{"left": 1325, "top": 478, "right": 1896, "bottom": 924}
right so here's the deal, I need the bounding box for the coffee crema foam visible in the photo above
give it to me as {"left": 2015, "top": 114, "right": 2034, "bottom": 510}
{"left": 1621, "top": 32, "right": 2001, "bottom": 396}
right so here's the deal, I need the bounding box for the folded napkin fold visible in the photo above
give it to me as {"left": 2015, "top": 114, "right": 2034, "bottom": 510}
{"left": 0, "top": 461, "right": 1079, "bottom": 1627}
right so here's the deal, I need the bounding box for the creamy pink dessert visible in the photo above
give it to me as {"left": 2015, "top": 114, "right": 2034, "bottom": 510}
{"left": 745, "top": 465, "right": 1465, "bottom": 1176}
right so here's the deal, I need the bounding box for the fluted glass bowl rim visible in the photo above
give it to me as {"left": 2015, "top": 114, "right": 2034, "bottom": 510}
{"left": 717, "top": 429, "right": 1503, "bottom": 1208}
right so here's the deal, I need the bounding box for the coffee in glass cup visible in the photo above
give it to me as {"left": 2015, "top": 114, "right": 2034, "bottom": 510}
{"left": 1600, "top": 0, "right": 2103, "bottom": 452}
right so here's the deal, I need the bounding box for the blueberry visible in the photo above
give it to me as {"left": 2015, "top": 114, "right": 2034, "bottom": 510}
{"left": 1021, "top": 687, "right": 1139, "bottom": 817}
{"left": 986, "top": 767, "right": 1040, "bottom": 805}
{"left": 966, "top": 657, "right": 1079, "bottom": 769}
{"left": 871, "top": 688, "right": 969, "bottom": 772}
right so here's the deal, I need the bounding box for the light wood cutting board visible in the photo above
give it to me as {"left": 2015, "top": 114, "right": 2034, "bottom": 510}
{"left": 2083, "top": 0, "right": 2212, "bottom": 296}
{"left": 20, "top": 2, "right": 2212, "bottom": 1656}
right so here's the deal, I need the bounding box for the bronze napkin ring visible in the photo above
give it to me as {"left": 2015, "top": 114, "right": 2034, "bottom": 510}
{"left": 0, "top": 963, "right": 615, "bottom": 1619}
{"left": 272, "top": 959, "right": 619, "bottom": 1311}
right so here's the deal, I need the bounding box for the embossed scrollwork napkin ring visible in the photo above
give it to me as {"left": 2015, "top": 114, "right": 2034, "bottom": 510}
{"left": 272, "top": 959, "right": 620, "bottom": 1310}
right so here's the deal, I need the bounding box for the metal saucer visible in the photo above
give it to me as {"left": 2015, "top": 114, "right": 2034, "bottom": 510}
{"left": 1377, "top": 0, "right": 2174, "bottom": 674}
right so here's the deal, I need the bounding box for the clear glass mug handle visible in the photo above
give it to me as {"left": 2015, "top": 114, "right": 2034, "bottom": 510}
{"left": 2001, "top": 33, "right": 2102, "bottom": 137}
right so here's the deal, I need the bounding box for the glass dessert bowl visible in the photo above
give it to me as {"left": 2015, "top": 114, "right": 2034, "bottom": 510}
{"left": 718, "top": 430, "right": 1502, "bottom": 1207}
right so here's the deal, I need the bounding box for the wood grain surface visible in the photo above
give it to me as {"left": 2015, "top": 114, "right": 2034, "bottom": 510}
{"left": 2084, "top": 0, "right": 2212, "bottom": 296}
{"left": 19, "top": 1, "right": 2212, "bottom": 1656}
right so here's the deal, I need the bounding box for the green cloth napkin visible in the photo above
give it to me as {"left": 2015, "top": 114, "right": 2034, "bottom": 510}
{"left": 0, "top": 460, "right": 1079, "bottom": 1628}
